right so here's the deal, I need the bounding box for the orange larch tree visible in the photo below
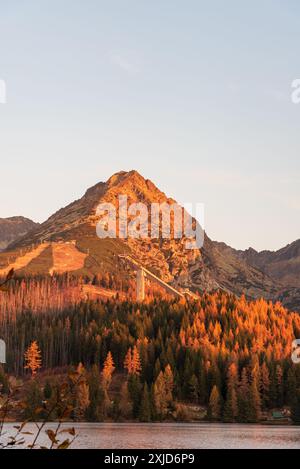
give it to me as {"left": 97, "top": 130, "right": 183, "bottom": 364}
{"left": 124, "top": 346, "right": 142, "bottom": 375}
{"left": 124, "top": 348, "right": 133, "bottom": 374}
{"left": 24, "top": 340, "right": 42, "bottom": 377}
{"left": 131, "top": 346, "right": 142, "bottom": 375}
{"left": 102, "top": 351, "right": 115, "bottom": 386}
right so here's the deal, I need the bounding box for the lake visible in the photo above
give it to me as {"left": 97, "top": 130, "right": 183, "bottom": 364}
{"left": 1, "top": 422, "right": 300, "bottom": 449}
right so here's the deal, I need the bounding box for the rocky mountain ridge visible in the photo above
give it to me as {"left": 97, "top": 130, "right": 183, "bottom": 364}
{"left": 2, "top": 170, "right": 299, "bottom": 311}
{"left": 0, "top": 216, "right": 39, "bottom": 251}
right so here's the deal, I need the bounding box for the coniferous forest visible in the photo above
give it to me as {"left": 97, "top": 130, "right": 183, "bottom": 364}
{"left": 1, "top": 275, "right": 300, "bottom": 424}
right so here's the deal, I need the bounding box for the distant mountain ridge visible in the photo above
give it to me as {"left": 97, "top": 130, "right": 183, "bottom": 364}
{"left": 214, "top": 239, "right": 300, "bottom": 311}
{"left": 239, "top": 240, "right": 300, "bottom": 288}
{"left": 0, "top": 216, "right": 39, "bottom": 251}
{"left": 2, "top": 170, "right": 299, "bottom": 311}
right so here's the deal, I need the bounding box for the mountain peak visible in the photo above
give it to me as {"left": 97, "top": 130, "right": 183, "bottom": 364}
{"left": 106, "top": 170, "right": 142, "bottom": 187}
{"left": 0, "top": 216, "right": 39, "bottom": 251}
{"left": 84, "top": 170, "right": 148, "bottom": 199}
{"left": 101, "top": 170, "right": 169, "bottom": 205}
{"left": 8, "top": 170, "right": 170, "bottom": 248}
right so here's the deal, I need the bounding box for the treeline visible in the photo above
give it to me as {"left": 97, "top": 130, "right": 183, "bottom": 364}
{"left": 1, "top": 291, "right": 300, "bottom": 422}
{"left": 0, "top": 275, "right": 81, "bottom": 321}
{"left": 0, "top": 273, "right": 167, "bottom": 322}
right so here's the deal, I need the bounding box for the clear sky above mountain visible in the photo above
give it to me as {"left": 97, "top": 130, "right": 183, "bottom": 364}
{"left": 0, "top": 1, "right": 299, "bottom": 251}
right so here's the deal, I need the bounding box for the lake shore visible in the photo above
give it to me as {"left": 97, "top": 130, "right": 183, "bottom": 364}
{"left": 1, "top": 422, "right": 300, "bottom": 449}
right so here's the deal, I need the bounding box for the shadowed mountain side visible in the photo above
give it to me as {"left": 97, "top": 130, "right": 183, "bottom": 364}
{"left": 215, "top": 240, "right": 300, "bottom": 311}
{"left": 0, "top": 216, "right": 39, "bottom": 251}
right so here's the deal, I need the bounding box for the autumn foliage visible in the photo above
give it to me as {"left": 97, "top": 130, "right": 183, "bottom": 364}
{"left": 24, "top": 341, "right": 42, "bottom": 377}
{"left": 1, "top": 284, "right": 300, "bottom": 422}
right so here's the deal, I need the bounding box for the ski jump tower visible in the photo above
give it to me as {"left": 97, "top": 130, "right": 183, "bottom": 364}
{"left": 119, "top": 255, "right": 197, "bottom": 302}
{"left": 136, "top": 268, "right": 146, "bottom": 302}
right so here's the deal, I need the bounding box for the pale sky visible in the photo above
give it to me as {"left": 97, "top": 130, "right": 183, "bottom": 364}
{"left": 0, "top": 0, "right": 299, "bottom": 251}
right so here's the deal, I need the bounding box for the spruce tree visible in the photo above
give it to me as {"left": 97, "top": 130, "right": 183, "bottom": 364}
{"left": 132, "top": 346, "right": 142, "bottom": 375}
{"left": 248, "top": 379, "right": 261, "bottom": 422}
{"left": 208, "top": 385, "right": 221, "bottom": 420}
{"left": 154, "top": 371, "right": 168, "bottom": 419}
{"left": 198, "top": 365, "right": 207, "bottom": 405}
{"left": 139, "top": 383, "right": 151, "bottom": 422}
{"left": 223, "top": 363, "right": 238, "bottom": 422}
{"left": 154, "top": 358, "right": 161, "bottom": 380}
{"left": 275, "top": 364, "right": 284, "bottom": 408}
{"left": 286, "top": 368, "right": 297, "bottom": 407}
{"left": 260, "top": 362, "right": 270, "bottom": 409}
{"left": 188, "top": 374, "right": 199, "bottom": 403}
{"left": 44, "top": 380, "right": 52, "bottom": 400}
{"left": 86, "top": 365, "right": 104, "bottom": 421}
{"left": 24, "top": 380, "right": 43, "bottom": 420}
{"left": 128, "top": 374, "right": 142, "bottom": 418}
{"left": 164, "top": 364, "right": 174, "bottom": 408}
{"left": 291, "top": 391, "right": 300, "bottom": 425}
{"left": 237, "top": 367, "right": 251, "bottom": 422}
{"left": 76, "top": 380, "right": 90, "bottom": 419}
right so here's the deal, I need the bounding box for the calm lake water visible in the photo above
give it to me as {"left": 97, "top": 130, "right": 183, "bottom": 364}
{"left": 2, "top": 422, "right": 300, "bottom": 449}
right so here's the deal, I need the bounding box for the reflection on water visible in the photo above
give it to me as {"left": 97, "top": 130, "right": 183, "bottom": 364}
{"left": 2, "top": 422, "right": 300, "bottom": 449}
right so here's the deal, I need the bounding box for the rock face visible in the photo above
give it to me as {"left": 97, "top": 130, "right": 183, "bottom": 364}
{"left": 4, "top": 171, "right": 300, "bottom": 311}
{"left": 237, "top": 240, "right": 300, "bottom": 288}
{"left": 0, "top": 216, "right": 39, "bottom": 251}
{"left": 214, "top": 240, "right": 300, "bottom": 311}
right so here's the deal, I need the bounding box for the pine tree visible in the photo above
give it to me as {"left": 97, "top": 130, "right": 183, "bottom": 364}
{"left": 101, "top": 352, "right": 115, "bottom": 417}
{"left": 237, "top": 367, "right": 251, "bottom": 422}
{"left": 127, "top": 374, "right": 142, "bottom": 418}
{"left": 286, "top": 368, "right": 297, "bottom": 407}
{"left": 198, "top": 365, "right": 207, "bottom": 405}
{"left": 44, "top": 380, "right": 52, "bottom": 400}
{"left": 154, "top": 371, "right": 168, "bottom": 419}
{"left": 268, "top": 365, "right": 277, "bottom": 408}
{"left": 260, "top": 362, "right": 270, "bottom": 409}
{"left": 86, "top": 365, "right": 104, "bottom": 421}
{"left": 154, "top": 358, "right": 161, "bottom": 380}
{"left": 183, "top": 356, "right": 193, "bottom": 398}
{"left": 223, "top": 363, "right": 238, "bottom": 422}
{"left": 24, "top": 380, "right": 43, "bottom": 420}
{"left": 291, "top": 391, "right": 300, "bottom": 424}
{"left": 124, "top": 348, "right": 133, "bottom": 374}
{"left": 275, "top": 364, "right": 284, "bottom": 407}
{"left": 139, "top": 383, "right": 151, "bottom": 422}
{"left": 102, "top": 351, "right": 115, "bottom": 386}
{"left": 73, "top": 362, "right": 90, "bottom": 419}
{"left": 124, "top": 346, "right": 142, "bottom": 376}
{"left": 119, "top": 381, "right": 132, "bottom": 419}
{"left": 24, "top": 341, "right": 42, "bottom": 377}
{"left": 112, "top": 397, "right": 121, "bottom": 421}
{"left": 164, "top": 364, "right": 174, "bottom": 405}
{"left": 132, "top": 346, "right": 142, "bottom": 375}
{"left": 248, "top": 378, "right": 261, "bottom": 422}
{"left": 76, "top": 380, "right": 90, "bottom": 419}
{"left": 188, "top": 374, "right": 199, "bottom": 402}
{"left": 208, "top": 385, "right": 221, "bottom": 420}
